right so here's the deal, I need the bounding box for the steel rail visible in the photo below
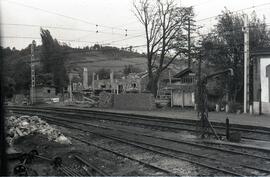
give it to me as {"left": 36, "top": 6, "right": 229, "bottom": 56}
{"left": 59, "top": 167, "right": 79, "bottom": 176}
{"left": 74, "top": 155, "right": 109, "bottom": 176}
{"left": 12, "top": 106, "right": 270, "bottom": 137}
{"left": 53, "top": 118, "right": 247, "bottom": 176}
{"left": 8, "top": 106, "right": 270, "bottom": 133}
{"left": 68, "top": 120, "right": 270, "bottom": 175}
{"left": 70, "top": 137, "right": 177, "bottom": 176}
{"left": 13, "top": 111, "right": 249, "bottom": 176}
{"left": 48, "top": 113, "right": 270, "bottom": 161}
{"left": 15, "top": 110, "right": 270, "bottom": 175}
{"left": 12, "top": 109, "right": 270, "bottom": 155}
{"left": 12, "top": 109, "right": 269, "bottom": 171}
{"left": 11, "top": 109, "right": 270, "bottom": 175}
{"left": 9, "top": 114, "right": 176, "bottom": 176}
{"left": 9, "top": 107, "right": 270, "bottom": 141}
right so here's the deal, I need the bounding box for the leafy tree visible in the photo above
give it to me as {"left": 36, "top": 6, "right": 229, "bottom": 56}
{"left": 13, "top": 59, "right": 31, "bottom": 94}
{"left": 2, "top": 46, "right": 30, "bottom": 97}
{"left": 40, "top": 28, "right": 68, "bottom": 94}
{"left": 123, "top": 65, "right": 141, "bottom": 76}
{"left": 96, "top": 68, "right": 111, "bottom": 80}
{"left": 202, "top": 10, "right": 270, "bottom": 102}
{"left": 3, "top": 77, "right": 15, "bottom": 98}
{"left": 134, "top": 0, "right": 194, "bottom": 96}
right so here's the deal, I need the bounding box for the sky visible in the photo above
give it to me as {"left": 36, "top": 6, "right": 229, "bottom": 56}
{"left": 1, "top": 0, "right": 270, "bottom": 51}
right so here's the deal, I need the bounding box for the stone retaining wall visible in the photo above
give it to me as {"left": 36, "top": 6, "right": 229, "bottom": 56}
{"left": 113, "top": 93, "right": 155, "bottom": 110}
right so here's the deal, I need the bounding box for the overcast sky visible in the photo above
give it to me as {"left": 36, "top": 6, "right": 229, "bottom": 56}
{"left": 1, "top": 0, "right": 270, "bottom": 50}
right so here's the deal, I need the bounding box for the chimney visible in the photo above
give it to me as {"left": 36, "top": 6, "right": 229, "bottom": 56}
{"left": 110, "top": 71, "right": 114, "bottom": 92}
{"left": 83, "top": 67, "right": 88, "bottom": 89}
{"left": 92, "top": 72, "right": 95, "bottom": 91}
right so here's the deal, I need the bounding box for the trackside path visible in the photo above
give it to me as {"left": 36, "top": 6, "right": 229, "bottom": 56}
{"left": 51, "top": 106, "right": 270, "bottom": 129}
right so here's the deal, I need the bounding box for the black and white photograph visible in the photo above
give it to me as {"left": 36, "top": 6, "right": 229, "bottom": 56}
{"left": 1, "top": 0, "right": 270, "bottom": 176}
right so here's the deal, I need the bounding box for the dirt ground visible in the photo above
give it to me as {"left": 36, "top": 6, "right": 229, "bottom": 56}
{"left": 7, "top": 121, "right": 171, "bottom": 176}
{"left": 7, "top": 110, "right": 270, "bottom": 176}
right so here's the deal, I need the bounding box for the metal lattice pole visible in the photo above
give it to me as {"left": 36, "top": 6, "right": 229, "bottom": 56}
{"left": 30, "top": 40, "right": 36, "bottom": 105}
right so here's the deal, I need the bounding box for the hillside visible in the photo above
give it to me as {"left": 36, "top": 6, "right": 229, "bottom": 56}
{"left": 66, "top": 50, "right": 148, "bottom": 73}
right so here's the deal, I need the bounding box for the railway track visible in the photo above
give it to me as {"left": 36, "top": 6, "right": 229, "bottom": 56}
{"left": 8, "top": 106, "right": 270, "bottom": 141}
{"left": 9, "top": 106, "right": 270, "bottom": 176}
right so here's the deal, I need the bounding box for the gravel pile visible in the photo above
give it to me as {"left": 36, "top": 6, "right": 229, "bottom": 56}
{"left": 5, "top": 115, "right": 71, "bottom": 146}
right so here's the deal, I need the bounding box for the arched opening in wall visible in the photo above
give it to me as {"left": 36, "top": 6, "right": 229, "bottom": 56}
{"left": 132, "top": 83, "right": 137, "bottom": 88}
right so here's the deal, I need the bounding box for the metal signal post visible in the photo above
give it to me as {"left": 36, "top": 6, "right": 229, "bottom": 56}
{"left": 30, "top": 40, "right": 36, "bottom": 104}
{"left": 197, "top": 66, "right": 234, "bottom": 139}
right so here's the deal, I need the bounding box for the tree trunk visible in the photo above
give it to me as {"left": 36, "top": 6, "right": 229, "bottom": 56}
{"left": 147, "top": 75, "right": 159, "bottom": 97}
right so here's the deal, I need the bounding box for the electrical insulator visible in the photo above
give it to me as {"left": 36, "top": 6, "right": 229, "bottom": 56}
{"left": 96, "top": 24, "right": 99, "bottom": 33}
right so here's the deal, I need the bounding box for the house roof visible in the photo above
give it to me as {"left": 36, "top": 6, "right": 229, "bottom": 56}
{"left": 136, "top": 68, "right": 157, "bottom": 78}
{"left": 36, "top": 84, "right": 56, "bottom": 88}
{"left": 251, "top": 48, "right": 270, "bottom": 57}
{"left": 173, "top": 68, "right": 194, "bottom": 78}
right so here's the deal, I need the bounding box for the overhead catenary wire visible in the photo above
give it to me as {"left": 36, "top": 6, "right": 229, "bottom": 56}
{"left": 3, "top": 21, "right": 269, "bottom": 49}
{"left": 3, "top": 0, "right": 141, "bottom": 32}
{"left": 197, "top": 2, "right": 270, "bottom": 23}
{"left": 0, "top": 23, "right": 142, "bottom": 37}
{"left": 1, "top": 32, "right": 146, "bottom": 45}
{"left": 2, "top": 0, "right": 270, "bottom": 51}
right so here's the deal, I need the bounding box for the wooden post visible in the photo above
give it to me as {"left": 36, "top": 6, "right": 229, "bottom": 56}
{"left": 169, "top": 69, "right": 172, "bottom": 84}
{"left": 171, "top": 90, "right": 173, "bottom": 108}
{"left": 259, "top": 87, "right": 262, "bottom": 115}
{"left": 182, "top": 90, "right": 184, "bottom": 108}
{"left": 226, "top": 117, "right": 230, "bottom": 140}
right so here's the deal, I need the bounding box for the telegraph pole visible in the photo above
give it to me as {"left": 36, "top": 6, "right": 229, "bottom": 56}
{"left": 243, "top": 15, "right": 250, "bottom": 113}
{"left": 68, "top": 73, "right": 73, "bottom": 102}
{"left": 30, "top": 40, "right": 36, "bottom": 105}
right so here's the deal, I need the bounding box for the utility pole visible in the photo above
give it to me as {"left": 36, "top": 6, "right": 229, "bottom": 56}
{"left": 188, "top": 18, "right": 191, "bottom": 68}
{"left": 30, "top": 40, "right": 36, "bottom": 105}
{"left": 243, "top": 14, "right": 250, "bottom": 113}
{"left": 68, "top": 73, "right": 73, "bottom": 102}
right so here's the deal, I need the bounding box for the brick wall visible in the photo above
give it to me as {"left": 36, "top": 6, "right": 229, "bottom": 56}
{"left": 113, "top": 93, "right": 155, "bottom": 110}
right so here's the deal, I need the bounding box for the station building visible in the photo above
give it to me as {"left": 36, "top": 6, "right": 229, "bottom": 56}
{"left": 252, "top": 49, "right": 270, "bottom": 114}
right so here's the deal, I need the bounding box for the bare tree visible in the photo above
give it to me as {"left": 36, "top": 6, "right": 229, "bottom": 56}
{"left": 133, "top": 0, "right": 193, "bottom": 96}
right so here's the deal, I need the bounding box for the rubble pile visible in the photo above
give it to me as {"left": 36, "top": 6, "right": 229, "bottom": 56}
{"left": 5, "top": 115, "right": 71, "bottom": 146}
{"left": 99, "top": 91, "right": 113, "bottom": 108}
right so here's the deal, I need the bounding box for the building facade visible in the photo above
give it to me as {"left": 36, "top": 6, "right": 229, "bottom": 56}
{"left": 252, "top": 50, "right": 270, "bottom": 114}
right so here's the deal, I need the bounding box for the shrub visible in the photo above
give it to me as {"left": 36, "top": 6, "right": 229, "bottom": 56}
{"left": 228, "top": 102, "right": 243, "bottom": 113}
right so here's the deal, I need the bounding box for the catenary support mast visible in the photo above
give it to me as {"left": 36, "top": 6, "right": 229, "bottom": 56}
{"left": 30, "top": 40, "right": 36, "bottom": 104}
